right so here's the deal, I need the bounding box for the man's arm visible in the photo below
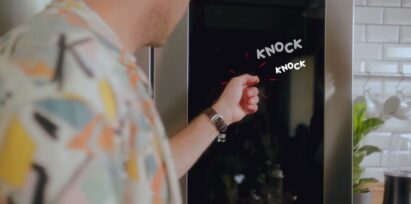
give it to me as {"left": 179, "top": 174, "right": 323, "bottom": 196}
{"left": 169, "top": 74, "right": 260, "bottom": 178}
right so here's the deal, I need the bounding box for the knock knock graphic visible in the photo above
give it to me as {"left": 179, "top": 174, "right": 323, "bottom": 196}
{"left": 256, "top": 39, "right": 303, "bottom": 60}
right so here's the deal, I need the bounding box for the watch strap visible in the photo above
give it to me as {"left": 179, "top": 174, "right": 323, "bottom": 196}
{"left": 204, "top": 107, "right": 228, "bottom": 133}
{"left": 204, "top": 107, "right": 229, "bottom": 143}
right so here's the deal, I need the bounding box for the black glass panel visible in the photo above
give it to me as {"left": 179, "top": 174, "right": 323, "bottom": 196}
{"left": 188, "top": 0, "right": 325, "bottom": 203}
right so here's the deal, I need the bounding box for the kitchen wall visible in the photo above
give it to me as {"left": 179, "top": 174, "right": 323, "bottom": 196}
{"left": 354, "top": 0, "right": 411, "bottom": 181}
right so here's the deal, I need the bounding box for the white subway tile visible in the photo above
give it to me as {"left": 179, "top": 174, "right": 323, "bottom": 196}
{"left": 367, "top": 25, "right": 400, "bottom": 43}
{"left": 355, "top": 25, "right": 366, "bottom": 42}
{"left": 363, "top": 167, "right": 385, "bottom": 182}
{"left": 379, "top": 119, "right": 411, "bottom": 132}
{"left": 355, "top": 43, "right": 383, "bottom": 60}
{"left": 381, "top": 151, "right": 391, "bottom": 167}
{"left": 388, "top": 134, "right": 411, "bottom": 150}
{"left": 402, "top": 133, "right": 411, "bottom": 140}
{"left": 383, "top": 44, "right": 411, "bottom": 60}
{"left": 352, "top": 80, "right": 363, "bottom": 96}
{"left": 401, "top": 26, "right": 411, "bottom": 43}
{"left": 369, "top": 0, "right": 401, "bottom": 7}
{"left": 353, "top": 87, "right": 363, "bottom": 97}
{"left": 355, "top": 7, "right": 384, "bottom": 24}
{"left": 402, "top": 62, "right": 411, "bottom": 73}
{"left": 365, "top": 132, "right": 392, "bottom": 150}
{"left": 355, "top": 0, "right": 367, "bottom": 6}
{"left": 353, "top": 60, "right": 366, "bottom": 73}
{"left": 404, "top": 0, "right": 411, "bottom": 7}
{"left": 362, "top": 153, "right": 381, "bottom": 167}
{"left": 353, "top": 78, "right": 383, "bottom": 95}
{"left": 381, "top": 151, "right": 411, "bottom": 167}
{"left": 383, "top": 78, "right": 411, "bottom": 96}
{"left": 366, "top": 61, "right": 399, "bottom": 73}
{"left": 384, "top": 8, "right": 411, "bottom": 25}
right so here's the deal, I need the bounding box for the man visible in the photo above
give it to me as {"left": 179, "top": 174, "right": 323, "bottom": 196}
{"left": 0, "top": 0, "right": 260, "bottom": 203}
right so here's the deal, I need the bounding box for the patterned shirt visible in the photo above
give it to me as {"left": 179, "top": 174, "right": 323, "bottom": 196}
{"left": 0, "top": 0, "right": 182, "bottom": 203}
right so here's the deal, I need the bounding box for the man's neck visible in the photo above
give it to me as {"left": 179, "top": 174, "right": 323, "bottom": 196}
{"left": 84, "top": 0, "right": 148, "bottom": 52}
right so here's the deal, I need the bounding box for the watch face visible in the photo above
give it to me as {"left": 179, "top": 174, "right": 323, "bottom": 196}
{"left": 214, "top": 115, "right": 228, "bottom": 132}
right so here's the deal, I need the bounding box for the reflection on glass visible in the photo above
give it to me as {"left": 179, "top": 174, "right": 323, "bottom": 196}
{"left": 188, "top": 0, "right": 325, "bottom": 203}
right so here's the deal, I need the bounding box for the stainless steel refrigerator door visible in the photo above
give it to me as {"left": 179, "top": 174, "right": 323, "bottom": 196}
{"left": 324, "top": 0, "right": 353, "bottom": 203}
{"left": 152, "top": 0, "right": 353, "bottom": 203}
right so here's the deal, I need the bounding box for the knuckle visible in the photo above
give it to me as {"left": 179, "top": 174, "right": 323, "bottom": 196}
{"left": 251, "top": 88, "right": 258, "bottom": 94}
{"left": 233, "top": 76, "right": 241, "bottom": 82}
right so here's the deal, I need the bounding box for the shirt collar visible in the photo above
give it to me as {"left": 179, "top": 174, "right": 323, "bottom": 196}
{"left": 48, "top": 0, "right": 135, "bottom": 59}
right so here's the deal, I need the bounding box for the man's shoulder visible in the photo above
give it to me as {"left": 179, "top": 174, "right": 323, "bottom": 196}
{"left": 0, "top": 11, "right": 118, "bottom": 79}
{"left": 0, "top": 11, "right": 116, "bottom": 97}
{"left": 1, "top": 12, "right": 98, "bottom": 55}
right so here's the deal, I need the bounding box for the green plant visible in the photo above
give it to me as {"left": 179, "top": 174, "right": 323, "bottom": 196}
{"left": 353, "top": 102, "right": 384, "bottom": 194}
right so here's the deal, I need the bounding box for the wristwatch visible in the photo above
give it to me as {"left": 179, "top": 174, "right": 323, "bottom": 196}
{"left": 204, "top": 107, "right": 228, "bottom": 143}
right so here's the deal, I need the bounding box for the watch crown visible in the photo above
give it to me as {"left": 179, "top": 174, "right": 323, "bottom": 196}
{"left": 217, "top": 133, "right": 226, "bottom": 143}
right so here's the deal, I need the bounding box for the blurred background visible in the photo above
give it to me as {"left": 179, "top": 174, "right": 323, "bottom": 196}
{"left": 353, "top": 0, "right": 411, "bottom": 185}
{"left": 0, "top": 0, "right": 51, "bottom": 35}
{"left": 352, "top": 0, "right": 411, "bottom": 203}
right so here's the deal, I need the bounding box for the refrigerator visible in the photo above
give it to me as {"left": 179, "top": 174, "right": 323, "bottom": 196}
{"left": 136, "top": 0, "right": 354, "bottom": 203}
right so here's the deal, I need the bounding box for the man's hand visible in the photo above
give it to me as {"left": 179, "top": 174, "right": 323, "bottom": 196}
{"left": 212, "top": 74, "right": 260, "bottom": 125}
{"left": 171, "top": 74, "right": 260, "bottom": 177}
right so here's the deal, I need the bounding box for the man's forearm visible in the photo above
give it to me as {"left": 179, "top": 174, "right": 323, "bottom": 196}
{"left": 169, "top": 74, "right": 260, "bottom": 178}
{"left": 169, "top": 113, "right": 219, "bottom": 178}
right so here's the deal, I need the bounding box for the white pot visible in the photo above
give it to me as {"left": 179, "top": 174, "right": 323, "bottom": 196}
{"left": 353, "top": 191, "right": 373, "bottom": 204}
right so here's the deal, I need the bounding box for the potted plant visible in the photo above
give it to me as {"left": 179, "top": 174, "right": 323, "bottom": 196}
{"left": 353, "top": 102, "right": 384, "bottom": 204}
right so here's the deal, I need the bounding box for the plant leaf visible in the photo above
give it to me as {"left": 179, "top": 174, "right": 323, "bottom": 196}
{"left": 354, "top": 102, "right": 366, "bottom": 136}
{"left": 359, "top": 177, "right": 379, "bottom": 186}
{"left": 353, "top": 165, "right": 364, "bottom": 187}
{"left": 354, "top": 188, "right": 371, "bottom": 194}
{"left": 353, "top": 132, "right": 362, "bottom": 148}
{"left": 352, "top": 102, "right": 385, "bottom": 192}
{"left": 353, "top": 151, "right": 366, "bottom": 167}
{"left": 362, "top": 118, "right": 384, "bottom": 136}
{"left": 353, "top": 177, "right": 378, "bottom": 192}
{"left": 353, "top": 118, "right": 384, "bottom": 149}
{"left": 358, "top": 145, "right": 382, "bottom": 156}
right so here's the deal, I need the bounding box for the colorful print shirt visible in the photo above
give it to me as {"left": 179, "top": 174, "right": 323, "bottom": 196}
{"left": 0, "top": 0, "right": 182, "bottom": 203}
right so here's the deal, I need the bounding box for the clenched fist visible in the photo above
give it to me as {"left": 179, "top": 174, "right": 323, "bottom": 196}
{"left": 212, "top": 74, "right": 260, "bottom": 125}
